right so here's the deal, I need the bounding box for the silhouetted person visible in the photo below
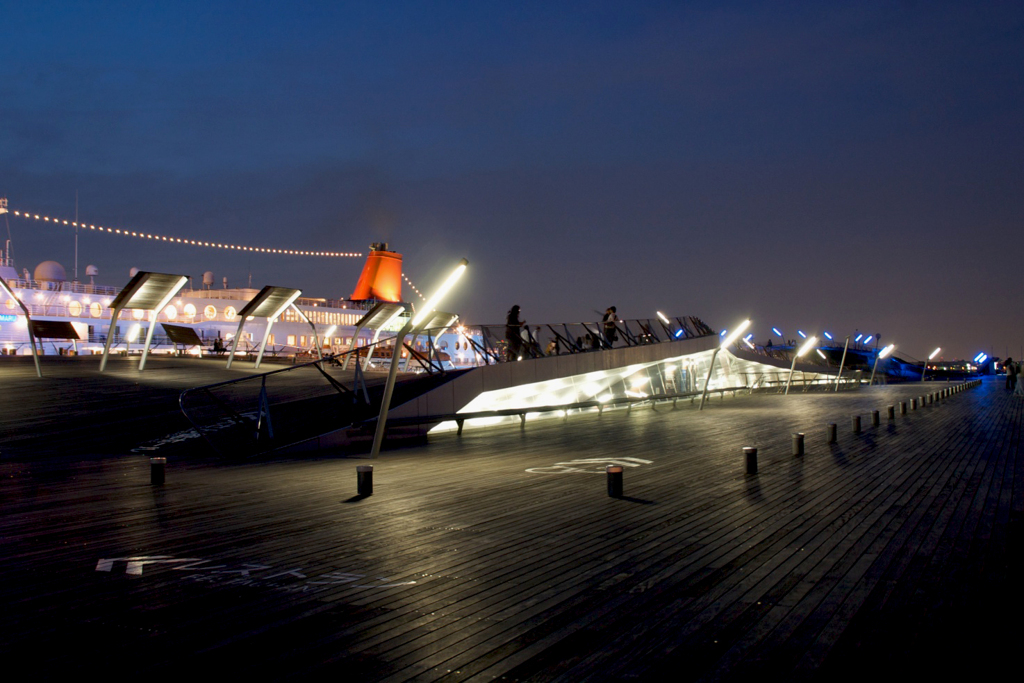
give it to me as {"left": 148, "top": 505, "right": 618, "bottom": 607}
{"left": 505, "top": 305, "right": 525, "bottom": 360}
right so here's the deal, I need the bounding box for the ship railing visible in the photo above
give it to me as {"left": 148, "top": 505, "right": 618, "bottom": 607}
{"left": 467, "top": 315, "right": 715, "bottom": 365}
{"left": 0, "top": 278, "right": 118, "bottom": 295}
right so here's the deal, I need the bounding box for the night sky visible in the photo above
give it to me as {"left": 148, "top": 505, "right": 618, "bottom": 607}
{"left": 2, "top": 1, "right": 1021, "bottom": 361}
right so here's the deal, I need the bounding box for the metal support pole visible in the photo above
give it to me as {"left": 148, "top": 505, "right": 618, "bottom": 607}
{"left": 254, "top": 318, "right": 275, "bottom": 369}
{"left": 834, "top": 336, "right": 850, "bottom": 391}
{"left": 698, "top": 347, "right": 721, "bottom": 411}
{"left": 225, "top": 316, "right": 247, "bottom": 369}
{"left": 369, "top": 319, "right": 413, "bottom": 459}
{"left": 785, "top": 353, "right": 799, "bottom": 395}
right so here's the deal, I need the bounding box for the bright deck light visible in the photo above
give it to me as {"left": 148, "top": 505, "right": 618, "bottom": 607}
{"left": 720, "top": 319, "right": 751, "bottom": 349}
{"left": 816, "top": 349, "right": 827, "bottom": 359}
{"left": 864, "top": 335, "right": 874, "bottom": 344}
{"left": 796, "top": 336, "right": 818, "bottom": 357}
{"left": 772, "top": 327, "right": 782, "bottom": 337}
{"left": 928, "top": 347, "right": 941, "bottom": 360}
{"left": 823, "top": 332, "right": 833, "bottom": 340}
{"left": 879, "top": 343, "right": 895, "bottom": 359}
{"left": 797, "top": 330, "right": 806, "bottom": 339}
{"left": 855, "top": 334, "right": 863, "bottom": 342}
{"left": 411, "top": 259, "right": 468, "bottom": 328}
{"left": 656, "top": 311, "right": 671, "bottom": 325}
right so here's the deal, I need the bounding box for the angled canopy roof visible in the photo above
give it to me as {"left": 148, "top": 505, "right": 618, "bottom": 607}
{"left": 110, "top": 271, "right": 189, "bottom": 311}
{"left": 355, "top": 301, "right": 409, "bottom": 331}
{"left": 161, "top": 323, "right": 203, "bottom": 346}
{"left": 29, "top": 320, "right": 81, "bottom": 340}
{"left": 238, "top": 286, "right": 302, "bottom": 320}
{"left": 413, "top": 310, "right": 458, "bottom": 334}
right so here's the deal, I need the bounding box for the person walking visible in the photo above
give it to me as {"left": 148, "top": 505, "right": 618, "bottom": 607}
{"left": 1006, "top": 357, "right": 1016, "bottom": 391}
{"left": 505, "top": 305, "right": 525, "bottom": 361}
{"left": 602, "top": 306, "right": 619, "bottom": 346}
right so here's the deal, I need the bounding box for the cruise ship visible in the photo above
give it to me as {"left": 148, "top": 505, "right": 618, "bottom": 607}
{"left": 0, "top": 235, "right": 473, "bottom": 367}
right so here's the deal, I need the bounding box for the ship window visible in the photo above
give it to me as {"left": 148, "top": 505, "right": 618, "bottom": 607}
{"left": 224, "top": 306, "right": 237, "bottom": 321}
{"left": 204, "top": 305, "right": 217, "bottom": 320}
{"left": 68, "top": 300, "right": 83, "bottom": 317}
{"left": 133, "top": 308, "right": 145, "bottom": 320}
{"left": 90, "top": 302, "right": 103, "bottom": 318}
{"left": 164, "top": 305, "right": 177, "bottom": 321}
{"left": 183, "top": 303, "right": 197, "bottom": 318}
{"left": 287, "top": 335, "right": 296, "bottom": 346}
{"left": 300, "top": 335, "right": 307, "bottom": 347}
{"left": 267, "top": 334, "right": 275, "bottom": 345}
{"left": 334, "top": 337, "right": 342, "bottom": 346}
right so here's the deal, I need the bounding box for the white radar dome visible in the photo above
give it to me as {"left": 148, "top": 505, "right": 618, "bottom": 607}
{"left": 34, "top": 261, "right": 67, "bottom": 282}
{"left": 129, "top": 267, "right": 139, "bottom": 278}
{"left": 86, "top": 265, "right": 99, "bottom": 277}
{"left": 202, "top": 271, "right": 214, "bottom": 287}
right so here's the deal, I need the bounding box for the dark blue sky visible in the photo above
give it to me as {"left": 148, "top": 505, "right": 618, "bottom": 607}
{"left": 2, "top": 1, "right": 1022, "bottom": 359}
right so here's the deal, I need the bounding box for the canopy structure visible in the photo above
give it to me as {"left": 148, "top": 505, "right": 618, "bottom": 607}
{"left": 30, "top": 320, "right": 82, "bottom": 356}
{"left": 226, "top": 285, "right": 306, "bottom": 369}
{"left": 0, "top": 273, "right": 42, "bottom": 377}
{"left": 402, "top": 310, "right": 459, "bottom": 372}
{"left": 341, "top": 301, "right": 410, "bottom": 371}
{"left": 162, "top": 323, "right": 205, "bottom": 357}
{"left": 100, "top": 271, "right": 189, "bottom": 371}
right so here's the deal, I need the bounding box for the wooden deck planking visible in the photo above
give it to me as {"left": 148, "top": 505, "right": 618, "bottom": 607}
{"left": 2, "top": 375, "right": 1020, "bottom": 680}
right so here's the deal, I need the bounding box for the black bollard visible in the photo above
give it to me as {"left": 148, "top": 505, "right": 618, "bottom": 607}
{"left": 911, "top": 398, "right": 917, "bottom": 410}
{"left": 871, "top": 409, "right": 880, "bottom": 426}
{"left": 357, "top": 465, "right": 373, "bottom": 496}
{"left": 852, "top": 415, "right": 861, "bottom": 434}
{"left": 827, "top": 423, "right": 837, "bottom": 444}
{"left": 150, "top": 457, "right": 166, "bottom": 485}
{"left": 900, "top": 401, "right": 907, "bottom": 414}
{"left": 744, "top": 447, "right": 758, "bottom": 474}
{"left": 887, "top": 405, "right": 895, "bottom": 420}
{"left": 606, "top": 465, "right": 623, "bottom": 497}
{"left": 792, "top": 432, "right": 805, "bottom": 456}
{"left": 928, "top": 393, "right": 934, "bottom": 404}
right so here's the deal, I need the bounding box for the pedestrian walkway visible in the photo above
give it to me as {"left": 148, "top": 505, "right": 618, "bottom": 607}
{"left": 0, "top": 377, "right": 1019, "bottom": 680}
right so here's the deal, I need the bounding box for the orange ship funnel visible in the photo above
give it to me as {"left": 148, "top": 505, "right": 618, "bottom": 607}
{"left": 351, "top": 243, "right": 403, "bottom": 302}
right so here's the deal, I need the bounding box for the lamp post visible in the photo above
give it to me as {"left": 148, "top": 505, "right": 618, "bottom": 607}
{"left": 698, "top": 318, "right": 751, "bottom": 411}
{"left": 922, "top": 347, "right": 941, "bottom": 382}
{"left": 870, "top": 344, "right": 896, "bottom": 385}
{"left": 370, "top": 258, "right": 468, "bottom": 459}
{"left": 785, "top": 335, "right": 818, "bottom": 395}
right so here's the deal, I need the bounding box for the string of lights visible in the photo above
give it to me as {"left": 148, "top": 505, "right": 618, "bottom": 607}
{"left": 8, "top": 207, "right": 363, "bottom": 258}
{"left": 402, "top": 273, "right": 425, "bottom": 301}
